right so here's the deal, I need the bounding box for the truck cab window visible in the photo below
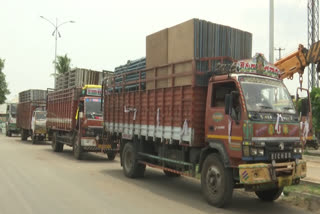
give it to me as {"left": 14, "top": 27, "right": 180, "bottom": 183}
{"left": 211, "top": 82, "right": 237, "bottom": 107}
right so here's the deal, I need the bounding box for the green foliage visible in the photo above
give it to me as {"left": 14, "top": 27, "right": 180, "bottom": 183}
{"left": 0, "top": 58, "right": 10, "bottom": 104}
{"left": 310, "top": 87, "right": 320, "bottom": 131}
{"left": 53, "top": 54, "right": 71, "bottom": 76}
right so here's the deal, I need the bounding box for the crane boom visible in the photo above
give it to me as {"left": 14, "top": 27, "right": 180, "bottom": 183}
{"left": 275, "top": 41, "right": 320, "bottom": 80}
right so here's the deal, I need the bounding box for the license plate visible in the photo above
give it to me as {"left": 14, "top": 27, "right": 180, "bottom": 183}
{"left": 278, "top": 176, "right": 292, "bottom": 187}
{"left": 270, "top": 152, "right": 292, "bottom": 160}
{"left": 98, "top": 144, "right": 111, "bottom": 149}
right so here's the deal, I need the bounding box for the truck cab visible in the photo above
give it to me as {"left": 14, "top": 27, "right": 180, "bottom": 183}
{"left": 74, "top": 85, "right": 116, "bottom": 160}
{"left": 31, "top": 109, "right": 47, "bottom": 143}
{"left": 6, "top": 103, "right": 19, "bottom": 137}
{"left": 204, "top": 54, "right": 306, "bottom": 194}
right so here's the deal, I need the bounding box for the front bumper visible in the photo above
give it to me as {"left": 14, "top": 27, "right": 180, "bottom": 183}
{"left": 81, "top": 137, "right": 119, "bottom": 152}
{"left": 239, "top": 160, "right": 307, "bottom": 187}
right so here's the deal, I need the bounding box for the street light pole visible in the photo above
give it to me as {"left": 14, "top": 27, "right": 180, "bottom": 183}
{"left": 40, "top": 16, "right": 75, "bottom": 88}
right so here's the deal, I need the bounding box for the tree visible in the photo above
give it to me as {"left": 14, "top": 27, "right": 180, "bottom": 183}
{"left": 53, "top": 54, "right": 71, "bottom": 75}
{"left": 311, "top": 88, "right": 320, "bottom": 132}
{"left": 0, "top": 58, "right": 10, "bottom": 104}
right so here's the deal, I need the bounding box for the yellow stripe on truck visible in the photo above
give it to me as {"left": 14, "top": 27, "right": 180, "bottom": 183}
{"left": 207, "top": 135, "right": 243, "bottom": 141}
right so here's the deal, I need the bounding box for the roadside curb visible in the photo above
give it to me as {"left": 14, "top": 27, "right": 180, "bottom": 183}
{"left": 304, "top": 155, "right": 320, "bottom": 163}
{"left": 300, "top": 179, "right": 320, "bottom": 186}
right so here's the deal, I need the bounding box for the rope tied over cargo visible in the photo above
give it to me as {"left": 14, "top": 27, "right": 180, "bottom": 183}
{"left": 124, "top": 106, "right": 137, "bottom": 121}
{"left": 180, "top": 119, "right": 189, "bottom": 137}
{"left": 228, "top": 117, "right": 232, "bottom": 143}
{"left": 275, "top": 113, "right": 283, "bottom": 134}
{"left": 156, "top": 108, "right": 160, "bottom": 127}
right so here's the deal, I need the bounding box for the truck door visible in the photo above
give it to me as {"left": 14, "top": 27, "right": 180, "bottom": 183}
{"left": 205, "top": 81, "right": 243, "bottom": 159}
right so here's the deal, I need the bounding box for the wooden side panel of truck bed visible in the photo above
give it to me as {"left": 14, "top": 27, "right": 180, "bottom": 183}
{"left": 47, "top": 88, "right": 81, "bottom": 131}
{"left": 104, "top": 86, "right": 207, "bottom": 147}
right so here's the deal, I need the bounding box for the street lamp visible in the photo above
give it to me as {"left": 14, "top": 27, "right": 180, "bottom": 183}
{"left": 40, "top": 16, "right": 75, "bottom": 87}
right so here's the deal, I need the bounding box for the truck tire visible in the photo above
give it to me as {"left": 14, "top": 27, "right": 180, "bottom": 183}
{"left": 107, "top": 152, "right": 116, "bottom": 161}
{"left": 52, "top": 132, "right": 63, "bottom": 152}
{"left": 8, "top": 131, "right": 12, "bottom": 137}
{"left": 122, "top": 142, "right": 145, "bottom": 178}
{"left": 201, "top": 153, "right": 233, "bottom": 207}
{"left": 31, "top": 133, "right": 37, "bottom": 144}
{"left": 21, "top": 129, "right": 27, "bottom": 141}
{"left": 255, "top": 187, "right": 283, "bottom": 202}
{"left": 163, "top": 170, "right": 181, "bottom": 177}
{"left": 73, "top": 134, "right": 83, "bottom": 160}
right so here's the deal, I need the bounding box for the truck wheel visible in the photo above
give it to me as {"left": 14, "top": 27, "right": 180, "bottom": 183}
{"left": 8, "top": 131, "right": 12, "bottom": 137}
{"left": 163, "top": 170, "right": 181, "bottom": 177}
{"left": 107, "top": 152, "right": 116, "bottom": 161}
{"left": 122, "top": 142, "right": 145, "bottom": 178}
{"left": 21, "top": 130, "right": 27, "bottom": 141}
{"left": 31, "top": 133, "right": 37, "bottom": 144}
{"left": 201, "top": 153, "right": 233, "bottom": 207}
{"left": 255, "top": 187, "right": 283, "bottom": 202}
{"left": 52, "top": 133, "right": 63, "bottom": 152}
{"left": 73, "top": 134, "right": 83, "bottom": 160}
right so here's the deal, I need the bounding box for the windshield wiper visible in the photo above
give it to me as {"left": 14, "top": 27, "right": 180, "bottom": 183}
{"left": 259, "top": 105, "right": 272, "bottom": 109}
{"left": 258, "top": 105, "right": 272, "bottom": 112}
{"left": 283, "top": 107, "right": 293, "bottom": 110}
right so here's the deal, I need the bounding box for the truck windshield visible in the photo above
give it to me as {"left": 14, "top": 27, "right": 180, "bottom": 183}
{"left": 85, "top": 98, "right": 102, "bottom": 119}
{"left": 35, "top": 112, "right": 47, "bottom": 120}
{"left": 239, "top": 76, "right": 296, "bottom": 114}
{"left": 11, "top": 105, "right": 17, "bottom": 114}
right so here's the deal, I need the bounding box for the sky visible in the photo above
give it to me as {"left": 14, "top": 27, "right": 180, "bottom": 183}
{"left": 0, "top": 0, "right": 309, "bottom": 101}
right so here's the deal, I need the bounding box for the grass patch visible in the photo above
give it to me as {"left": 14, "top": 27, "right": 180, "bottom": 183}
{"left": 303, "top": 150, "right": 320, "bottom": 157}
{"left": 284, "top": 183, "right": 320, "bottom": 196}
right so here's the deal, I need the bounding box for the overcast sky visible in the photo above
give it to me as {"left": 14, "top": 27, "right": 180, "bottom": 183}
{"left": 0, "top": 0, "right": 308, "bottom": 101}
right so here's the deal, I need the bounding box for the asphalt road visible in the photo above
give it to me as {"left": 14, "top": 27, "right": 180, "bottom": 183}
{"left": 0, "top": 134, "right": 309, "bottom": 214}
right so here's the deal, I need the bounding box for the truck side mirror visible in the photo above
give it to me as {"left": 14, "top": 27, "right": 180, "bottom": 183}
{"left": 225, "top": 94, "right": 232, "bottom": 115}
{"left": 301, "top": 98, "right": 309, "bottom": 117}
{"left": 79, "top": 112, "right": 84, "bottom": 119}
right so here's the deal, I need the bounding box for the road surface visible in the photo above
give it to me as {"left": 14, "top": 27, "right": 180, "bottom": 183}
{"left": 0, "top": 134, "right": 309, "bottom": 214}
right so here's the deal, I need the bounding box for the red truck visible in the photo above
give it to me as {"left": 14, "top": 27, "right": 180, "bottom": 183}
{"left": 17, "top": 89, "right": 48, "bottom": 144}
{"left": 101, "top": 55, "right": 307, "bottom": 207}
{"left": 46, "top": 85, "right": 117, "bottom": 160}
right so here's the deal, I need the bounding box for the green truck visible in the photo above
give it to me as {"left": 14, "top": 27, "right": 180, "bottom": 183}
{"left": 5, "top": 103, "right": 20, "bottom": 137}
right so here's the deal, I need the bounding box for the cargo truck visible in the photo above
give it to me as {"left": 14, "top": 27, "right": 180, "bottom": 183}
{"left": 46, "top": 85, "right": 117, "bottom": 160}
{"left": 101, "top": 54, "right": 307, "bottom": 207}
{"left": 5, "top": 103, "right": 19, "bottom": 137}
{"left": 17, "top": 101, "right": 47, "bottom": 143}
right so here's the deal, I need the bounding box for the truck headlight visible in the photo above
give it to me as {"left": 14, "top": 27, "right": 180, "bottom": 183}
{"left": 257, "top": 149, "right": 264, "bottom": 156}
{"left": 294, "top": 147, "right": 303, "bottom": 154}
{"left": 251, "top": 148, "right": 258, "bottom": 156}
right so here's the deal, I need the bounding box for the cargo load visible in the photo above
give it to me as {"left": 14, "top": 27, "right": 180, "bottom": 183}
{"left": 146, "top": 18, "right": 252, "bottom": 89}
{"left": 54, "top": 68, "right": 105, "bottom": 90}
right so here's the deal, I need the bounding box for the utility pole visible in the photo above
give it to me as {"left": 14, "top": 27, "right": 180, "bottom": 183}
{"left": 274, "top": 47, "right": 285, "bottom": 61}
{"left": 40, "top": 16, "right": 75, "bottom": 88}
{"left": 269, "top": 0, "right": 274, "bottom": 63}
{"left": 308, "top": 0, "right": 319, "bottom": 89}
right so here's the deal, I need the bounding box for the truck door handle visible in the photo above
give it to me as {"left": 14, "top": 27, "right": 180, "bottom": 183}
{"left": 209, "top": 126, "right": 214, "bottom": 131}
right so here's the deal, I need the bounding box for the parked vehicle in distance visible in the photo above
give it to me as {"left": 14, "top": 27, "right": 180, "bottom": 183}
{"left": 17, "top": 89, "right": 48, "bottom": 144}
{"left": 5, "top": 103, "right": 19, "bottom": 137}
{"left": 101, "top": 54, "right": 307, "bottom": 207}
{"left": 46, "top": 85, "right": 117, "bottom": 160}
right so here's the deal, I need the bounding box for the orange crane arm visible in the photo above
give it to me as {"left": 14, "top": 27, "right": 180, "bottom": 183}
{"left": 274, "top": 44, "right": 308, "bottom": 80}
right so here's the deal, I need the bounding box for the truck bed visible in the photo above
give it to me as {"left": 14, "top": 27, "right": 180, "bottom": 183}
{"left": 104, "top": 85, "right": 206, "bottom": 146}
{"left": 46, "top": 88, "right": 81, "bottom": 131}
